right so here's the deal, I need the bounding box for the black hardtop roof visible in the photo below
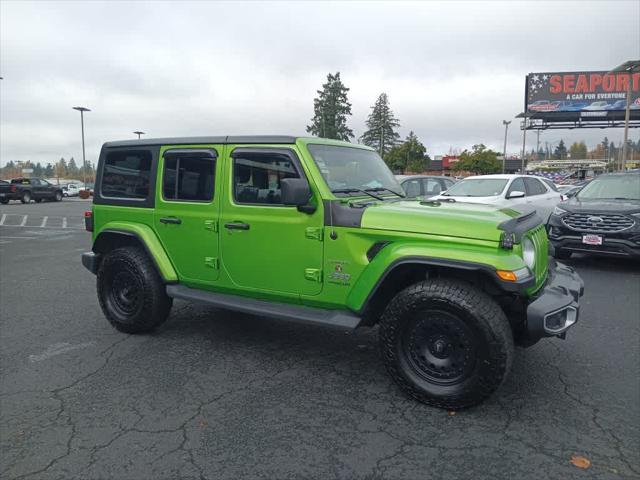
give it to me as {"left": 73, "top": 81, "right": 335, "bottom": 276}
{"left": 103, "top": 135, "right": 299, "bottom": 148}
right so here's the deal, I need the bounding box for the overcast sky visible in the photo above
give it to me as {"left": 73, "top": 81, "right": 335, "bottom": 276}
{"left": 1, "top": 0, "right": 638, "bottom": 166}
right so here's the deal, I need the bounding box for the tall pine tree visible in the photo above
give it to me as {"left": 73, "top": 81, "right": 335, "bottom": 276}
{"left": 360, "top": 93, "right": 400, "bottom": 157}
{"left": 307, "top": 72, "right": 354, "bottom": 141}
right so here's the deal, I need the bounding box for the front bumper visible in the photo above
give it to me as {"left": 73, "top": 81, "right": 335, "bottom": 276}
{"left": 525, "top": 258, "right": 584, "bottom": 341}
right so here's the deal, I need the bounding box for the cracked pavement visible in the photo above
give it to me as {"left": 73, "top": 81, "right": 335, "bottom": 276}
{"left": 1, "top": 201, "right": 639, "bottom": 479}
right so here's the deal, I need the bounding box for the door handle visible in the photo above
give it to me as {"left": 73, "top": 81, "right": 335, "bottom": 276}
{"left": 160, "top": 217, "right": 182, "bottom": 225}
{"left": 224, "top": 222, "right": 250, "bottom": 231}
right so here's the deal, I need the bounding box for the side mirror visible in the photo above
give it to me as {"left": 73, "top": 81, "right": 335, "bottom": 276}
{"left": 507, "top": 190, "right": 525, "bottom": 199}
{"left": 281, "top": 178, "right": 315, "bottom": 213}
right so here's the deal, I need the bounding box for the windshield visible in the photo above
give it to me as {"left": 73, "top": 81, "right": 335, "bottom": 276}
{"left": 443, "top": 178, "right": 508, "bottom": 197}
{"left": 577, "top": 175, "right": 640, "bottom": 200}
{"left": 306, "top": 144, "right": 402, "bottom": 196}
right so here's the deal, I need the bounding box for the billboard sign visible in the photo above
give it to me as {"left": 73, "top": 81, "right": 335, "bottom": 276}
{"left": 526, "top": 71, "right": 640, "bottom": 115}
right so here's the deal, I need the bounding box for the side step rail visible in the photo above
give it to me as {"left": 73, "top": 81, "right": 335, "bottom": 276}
{"left": 166, "top": 284, "right": 361, "bottom": 330}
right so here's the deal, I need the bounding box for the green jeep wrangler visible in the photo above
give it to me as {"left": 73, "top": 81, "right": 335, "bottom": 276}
{"left": 82, "top": 136, "right": 583, "bottom": 409}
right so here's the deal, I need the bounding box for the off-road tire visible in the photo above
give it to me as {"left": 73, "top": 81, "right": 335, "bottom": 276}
{"left": 21, "top": 191, "right": 31, "bottom": 204}
{"left": 379, "top": 279, "right": 514, "bottom": 410}
{"left": 97, "top": 246, "right": 172, "bottom": 334}
{"left": 553, "top": 248, "right": 572, "bottom": 260}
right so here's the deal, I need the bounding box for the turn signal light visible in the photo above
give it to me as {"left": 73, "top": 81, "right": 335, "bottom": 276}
{"left": 496, "top": 270, "right": 517, "bottom": 282}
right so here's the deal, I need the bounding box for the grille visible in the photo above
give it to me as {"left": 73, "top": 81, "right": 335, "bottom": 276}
{"left": 562, "top": 213, "right": 635, "bottom": 233}
{"left": 526, "top": 225, "right": 548, "bottom": 288}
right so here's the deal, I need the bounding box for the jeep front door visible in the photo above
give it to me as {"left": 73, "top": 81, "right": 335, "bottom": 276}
{"left": 220, "top": 147, "right": 323, "bottom": 296}
{"left": 154, "top": 147, "right": 221, "bottom": 284}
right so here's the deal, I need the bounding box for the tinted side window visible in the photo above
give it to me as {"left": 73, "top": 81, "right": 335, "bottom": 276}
{"left": 233, "top": 152, "right": 300, "bottom": 205}
{"left": 507, "top": 177, "right": 526, "bottom": 196}
{"left": 163, "top": 152, "right": 215, "bottom": 202}
{"left": 541, "top": 178, "right": 558, "bottom": 191}
{"left": 423, "top": 178, "right": 442, "bottom": 195}
{"left": 524, "top": 177, "right": 547, "bottom": 196}
{"left": 402, "top": 179, "right": 421, "bottom": 197}
{"left": 102, "top": 150, "right": 152, "bottom": 199}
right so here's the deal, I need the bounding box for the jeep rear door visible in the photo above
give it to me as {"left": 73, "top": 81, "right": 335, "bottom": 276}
{"left": 154, "top": 146, "right": 221, "bottom": 284}
{"left": 220, "top": 146, "right": 323, "bottom": 297}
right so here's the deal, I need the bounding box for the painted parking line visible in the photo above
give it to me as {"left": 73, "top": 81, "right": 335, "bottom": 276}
{"left": 0, "top": 214, "right": 84, "bottom": 230}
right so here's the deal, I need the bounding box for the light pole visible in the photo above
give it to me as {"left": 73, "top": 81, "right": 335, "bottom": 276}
{"left": 609, "top": 60, "right": 640, "bottom": 171}
{"left": 502, "top": 120, "right": 511, "bottom": 173}
{"left": 72, "top": 106, "right": 90, "bottom": 187}
{"left": 133, "top": 131, "right": 145, "bottom": 139}
{"left": 520, "top": 116, "right": 528, "bottom": 173}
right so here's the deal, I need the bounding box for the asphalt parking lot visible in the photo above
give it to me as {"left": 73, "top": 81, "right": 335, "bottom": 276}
{"left": 1, "top": 199, "right": 638, "bottom": 480}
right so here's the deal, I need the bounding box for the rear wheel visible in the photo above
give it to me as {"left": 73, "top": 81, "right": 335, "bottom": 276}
{"left": 20, "top": 191, "right": 31, "bottom": 204}
{"left": 97, "top": 246, "right": 172, "bottom": 333}
{"left": 379, "top": 279, "right": 513, "bottom": 410}
{"left": 54, "top": 191, "right": 63, "bottom": 202}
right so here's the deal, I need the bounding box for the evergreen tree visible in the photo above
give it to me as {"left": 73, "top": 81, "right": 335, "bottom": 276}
{"left": 306, "top": 72, "right": 354, "bottom": 141}
{"left": 384, "top": 131, "right": 429, "bottom": 173}
{"left": 554, "top": 140, "right": 567, "bottom": 159}
{"left": 44, "top": 163, "right": 55, "bottom": 177}
{"left": 359, "top": 93, "right": 400, "bottom": 156}
{"left": 68, "top": 157, "right": 79, "bottom": 178}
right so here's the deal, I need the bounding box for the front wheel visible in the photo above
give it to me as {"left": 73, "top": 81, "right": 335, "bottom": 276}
{"left": 379, "top": 279, "right": 514, "bottom": 410}
{"left": 97, "top": 246, "right": 172, "bottom": 333}
{"left": 54, "top": 191, "right": 63, "bottom": 202}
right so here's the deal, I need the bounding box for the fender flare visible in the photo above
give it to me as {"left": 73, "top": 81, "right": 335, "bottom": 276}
{"left": 346, "top": 242, "right": 531, "bottom": 313}
{"left": 92, "top": 222, "right": 178, "bottom": 283}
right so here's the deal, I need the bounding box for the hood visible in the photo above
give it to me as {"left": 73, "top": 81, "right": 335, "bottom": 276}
{"left": 562, "top": 197, "right": 640, "bottom": 214}
{"left": 430, "top": 194, "right": 502, "bottom": 205}
{"left": 360, "top": 200, "right": 525, "bottom": 241}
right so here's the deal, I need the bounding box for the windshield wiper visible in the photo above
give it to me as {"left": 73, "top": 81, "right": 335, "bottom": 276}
{"left": 331, "top": 188, "right": 385, "bottom": 201}
{"left": 364, "top": 187, "right": 406, "bottom": 198}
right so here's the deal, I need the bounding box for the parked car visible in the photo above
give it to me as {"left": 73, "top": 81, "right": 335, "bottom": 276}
{"left": 0, "top": 180, "right": 11, "bottom": 204}
{"left": 0, "top": 178, "right": 63, "bottom": 204}
{"left": 62, "top": 183, "right": 80, "bottom": 197}
{"left": 81, "top": 135, "right": 584, "bottom": 410}
{"left": 396, "top": 175, "right": 456, "bottom": 197}
{"left": 548, "top": 172, "right": 640, "bottom": 259}
{"left": 582, "top": 101, "right": 610, "bottom": 111}
{"left": 430, "top": 174, "right": 563, "bottom": 221}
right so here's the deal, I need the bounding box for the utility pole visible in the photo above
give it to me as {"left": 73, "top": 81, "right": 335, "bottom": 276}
{"left": 72, "top": 106, "right": 91, "bottom": 187}
{"left": 502, "top": 120, "right": 511, "bottom": 173}
{"left": 536, "top": 130, "right": 541, "bottom": 160}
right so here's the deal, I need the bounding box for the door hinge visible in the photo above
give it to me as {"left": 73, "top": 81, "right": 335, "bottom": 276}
{"left": 204, "top": 220, "right": 218, "bottom": 232}
{"left": 304, "top": 268, "right": 322, "bottom": 282}
{"left": 305, "top": 227, "right": 323, "bottom": 241}
{"left": 204, "top": 257, "right": 219, "bottom": 269}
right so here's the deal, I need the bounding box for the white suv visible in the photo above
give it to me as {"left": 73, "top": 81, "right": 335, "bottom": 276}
{"left": 430, "top": 174, "right": 563, "bottom": 221}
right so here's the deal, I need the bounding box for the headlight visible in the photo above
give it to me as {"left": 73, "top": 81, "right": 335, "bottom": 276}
{"left": 522, "top": 238, "right": 536, "bottom": 269}
{"left": 553, "top": 206, "right": 568, "bottom": 216}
